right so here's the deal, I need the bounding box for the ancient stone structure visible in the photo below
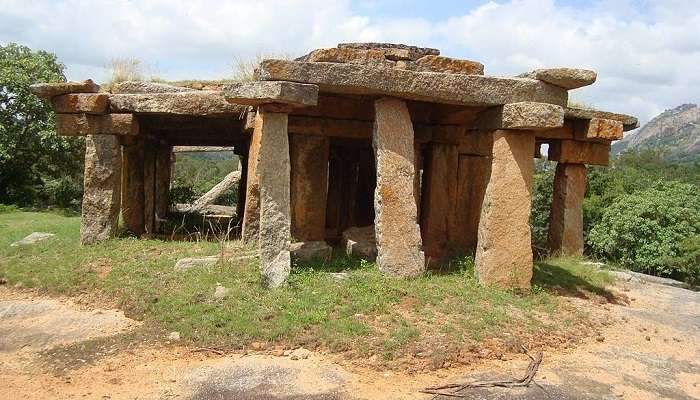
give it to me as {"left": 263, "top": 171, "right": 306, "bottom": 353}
{"left": 32, "top": 43, "right": 637, "bottom": 289}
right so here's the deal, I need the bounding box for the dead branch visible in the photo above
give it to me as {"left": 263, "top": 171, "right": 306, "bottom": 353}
{"left": 420, "top": 346, "right": 543, "bottom": 398}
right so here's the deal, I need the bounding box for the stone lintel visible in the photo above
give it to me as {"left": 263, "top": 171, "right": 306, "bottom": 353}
{"left": 565, "top": 107, "right": 638, "bottom": 131}
{"left": 573, "top": 118, "right": 624, "bottom": 141}
{"left": 109, "top": 91, "right": 247, "bottom": 115}
{"left": 30, "top": 79, "right": 99, "bottom": 98}
{"left": 476, "top": 102, "right": 564, "bottom": 131}
{"left": 548, "top": 139, "right": 610, "bottom": 166}
{"left": 257, "top": 60, "right": 568, "bottom": 107}
{"left": 56, "top": 113, "right": 139, "bottom": 136}
{"left": 223, "top": 81, "right": 319, "bottom": 107}
{"left": 518, "top": 68, "right": 597, "bottom": 90}
{"left": 52, "top": 93, "right": 109, "bottom": 114}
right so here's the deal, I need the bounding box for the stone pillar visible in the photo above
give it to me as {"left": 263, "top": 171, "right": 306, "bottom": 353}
{"left": 372, "top": 97, "right": 425, "bottom": 277}
{"left": 154, "top": 145, "right": 172, "bottom": 233}
{"left": 121, "top": 136, "right": 145, "bottom": 235}
{"left": 452, "top": 155, "right": 489, "bottom": 253}
{"left": 420, "top": 143, "right": 458, "bottom": 260}
{"left": 547, "top": 163, "right": 586, "bottom": 256}
{"left": 235, "top": 152, "right": 248, "bottom": 232}
{"left": 256, "top": 108, "right": 291, "bottom": 288}
{"left": 81, "top": 135, "right": 121, "bottom": 245}
{"left": 475, "top": 130, "right": 535, "bottom": 289}
{"left": 290, "top": 133, "right": 329, "bottom": 241}
{"left": 355, "top": 149, "right": 376, "bottom": 227}
{"left": 241, "top": 116, "right": 262, "bottom": 243}
{"left": 143, "top": 141, "right": 156, "bottom": 234}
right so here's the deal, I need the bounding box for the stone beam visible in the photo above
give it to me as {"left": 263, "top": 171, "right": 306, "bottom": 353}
{"left": 56, "top": 113, "right": 139, "bottom": 136}
{"left": 52, "top": 94, "right": 109, "bottom": 114}
{"left": 373, "top": 97, "right": 425, "bottom": 277}
{"left": 476, "top": 102, "right": 564, "bottom": 131}
{"left": 256, "top": 108, "right": 292, "bottom": 288}
{"left": 518, "top": 68, "right": 596, "bottom": 90}
{"left": 548, "top": 163, "right": 586, "bottom": 256}
{"left": 573, "top": 118, "right": 624, "bottom": 141}
{"left": 223, "top": 81, "right": 319, "bottom": 107}
{"left": 109, "top": 91, "right": 248, "bottom": 116}
{"left": 257, "top": 60, "right": 568, "bottom": 107}
{"left": 80, "top": 135, "right": 121, "bottom": 245}
{"left": 548, "top": 140, "right": 610, "bottom": 166}
{"left": 565, "top": 107, "right": 638, "bottom": 131}
{"left": 475, "top": 130, "right": 536, "bottom": 289}
{"left": 30, "top": 79, "right": 99, "bottom": 98}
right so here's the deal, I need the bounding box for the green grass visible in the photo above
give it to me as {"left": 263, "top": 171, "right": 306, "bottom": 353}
{"left": 0, "top": 211, "right": 616, "bottom": 366}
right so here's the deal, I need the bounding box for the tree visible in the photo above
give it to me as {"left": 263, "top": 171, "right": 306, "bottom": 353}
{"left": 0, "top": 43, "right": 84, "bottom": 208}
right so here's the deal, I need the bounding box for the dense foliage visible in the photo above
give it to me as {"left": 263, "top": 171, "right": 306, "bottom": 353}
{"left": 0, "top": 43, "right": 84, "bottom": 209}
{"left": 532, "top": 150, "right": 700, "bottom": 284}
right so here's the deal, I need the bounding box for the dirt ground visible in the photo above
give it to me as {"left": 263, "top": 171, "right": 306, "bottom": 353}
{"left": 0, "top": 279, "right": 698, "bottom": 400}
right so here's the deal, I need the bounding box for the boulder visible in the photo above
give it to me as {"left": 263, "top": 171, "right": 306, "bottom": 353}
{"left": 290, "top": 241, "right": 332, "bottom": 263}
{"left": 29, "top": 79, "right": 99, "bottom": 98}
{"left": 341, "top": 226, "right": 377, "bottom": 261}
{"left": 10, "top": 232, "right": 55, "bottom": 247}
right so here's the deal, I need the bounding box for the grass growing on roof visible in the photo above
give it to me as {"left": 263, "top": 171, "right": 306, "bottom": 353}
{"left": 0, "top": 210, "right": 615, "bottom": 366}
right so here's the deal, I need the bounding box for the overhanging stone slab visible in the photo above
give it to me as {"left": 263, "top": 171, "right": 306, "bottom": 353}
{"left": 257, "top": 60, "right": 568, "bottom": 107}
{"left": 518, "top": 68, "right": 596, "bottom": 90}
{"left": 30, "top": 79, "right": 99, "bottom": 98}
{"left": 565, "top": 107, "right": 638, "bottom": 131}
{"left": 548, "top": 140, "right": 610, "bottom": 166}
{"left": 109, "top": 91, "right": 247, "bottom": 115}
{"left": 223, "top": 81, "right": 319, "bottom": 107}
{"left": 56, "top": 113, "right": 139, "bottom": 136}
{"left": 477, "top": 102, "right": 564, "bottom": 131}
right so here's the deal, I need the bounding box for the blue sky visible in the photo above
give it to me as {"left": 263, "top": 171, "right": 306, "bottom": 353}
{"left": 1, "top": 0, "right": 698, "bottom": 126}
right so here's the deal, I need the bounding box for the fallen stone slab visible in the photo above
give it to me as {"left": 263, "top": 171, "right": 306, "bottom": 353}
{"left": 609, "top": 270, "right": 694, "bottom": 289}
{"left": 55, "top": 113, "right": 139, "bottom": 136}
{"left": 29, "top": 79, "right": 99, "bottom": 98}
{"left": 111, "top": 80, "right": 194, "bottom": 94}
{"left": 172, "top": 203, "right": 236, "bottom": 216}
{"left": 290, "top": 241, "right": 332, "bottom": 263}
{"left": 223, "top": 81, "right": 319, "bottom": 107}
{"left": 174, "top": 256, "right": 220, "bottom": 271}
{"left": 342, "top": 226, "right": 377, "bottom": 261}
{"left": 257, "top": 60, "right": 568, "bottom": 107}
{"left": 519, "top": 68, "right": 597, "bottom": 90}
{"left": 51, "top": 93, "right": 109, "bottom": 114}
{"left": 10, "top": 232, "right": 55, "bottom": 247}
{"left": 565, "top": 107, "right": 639, "bottom": 131}
{"left": 109, "top": 91, "right": 247, "bottom": 115}
{"left": 338, "top": 42, "right": 440, "bottom": 60}
{"left": 188, "top": 169, "right": 242, "bottom": 213}
{"left": 477, "top": 102, "right": 564, "bottom": 131}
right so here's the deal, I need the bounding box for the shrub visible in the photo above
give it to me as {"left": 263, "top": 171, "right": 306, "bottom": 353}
{"left": 588, "top": 182, "right": 700, "bottom": 280}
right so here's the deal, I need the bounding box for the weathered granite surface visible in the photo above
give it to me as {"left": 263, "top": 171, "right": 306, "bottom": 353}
{"left": 30, "top": 79, "right": 99, "bottom": 98}
{"left": 80, "top": 135, "right": 121, "bottom": 245}
{"left": 519, "top": 68, "right": 596, "bottom": 90}
{"left": 477, "top": 102, "right": 564, "bottom": 131}
{"left": 111, "top": 81, "right": 194, "bottom": 94}
{"left": 51, "top": 94, "right": 109, "bottom": 114}
{"left": 224, "top": 81, "right": 319, "bottom": 107}
{"left": 109, "top": 91, "right": 247, "bottom": 115}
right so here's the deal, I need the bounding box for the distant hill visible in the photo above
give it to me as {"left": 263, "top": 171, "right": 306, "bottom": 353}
{"left": 612, "top": 104, "right": 700, "bottom": 163}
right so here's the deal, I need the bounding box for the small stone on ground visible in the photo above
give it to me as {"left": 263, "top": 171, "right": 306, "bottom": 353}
{"left": 10, "top": 232, "right": 55, "bottom": 247}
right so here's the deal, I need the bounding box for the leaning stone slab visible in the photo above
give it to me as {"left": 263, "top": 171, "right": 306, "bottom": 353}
{"left": 373, "top": 98, "right": 425, "bottom": 277}
{"left": 80, "top": 135, "right": 121, "bottom": 245}
{"left": 10, "top": 232, "right": 55, "bottom": 247}
{"left": 342, "top": 226, "right": 377, "bottom": 261}
{"left": 55, "top": 113, "right": 139, "bottom": 136}
{"left": 257, "top": 60, "right": 567, "bottom": 107}
{"left": 338, "top": 42, "right": 440, "bottom": 60}
{"left": 518, "top": 68, "right": 596, "bottom": 90}
{"left": 414, "top": 55, "right": 484, "bottom": 75}
{"left": 565, "top": 107, "right": 638, "bottom": 131}
{"left": 573, "top": 117, "right": 624, "bottom": 141}
{"left": 475, "top": 130, "right": 535, "bottom": 289}
{"left": 256, "top": 109, "right": 292, "bottom": 288}
{"left": 30, "top": 79, "right": 99, "bottom": 98}
{"left": 290, "top": 241, "right": 332, "bottom": 263}
{"left": 477, "top": 102, "right": 564, "bottom": 131}
{"left": 111, "top": 81, "right": 194, "bottom": 94}
{"left": 548, "top": 140, "right": 610, "bottom": 166}
{"left": 223, "top": 81, "right": 319, "bottom": 107}
{"left": 109, "top": 91, "right": 247, "bottom": 115}
{"left": 51, "top": 93, "right": 109, "bottom": 114}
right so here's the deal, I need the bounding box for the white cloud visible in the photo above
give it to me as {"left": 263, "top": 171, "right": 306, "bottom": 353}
{"left": 1, "top": 0, "right": 698, "bottom": 125}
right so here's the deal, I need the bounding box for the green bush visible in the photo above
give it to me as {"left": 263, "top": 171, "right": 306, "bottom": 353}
{"left": 588, "top": 182, "right": 700, "bottom": 280}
